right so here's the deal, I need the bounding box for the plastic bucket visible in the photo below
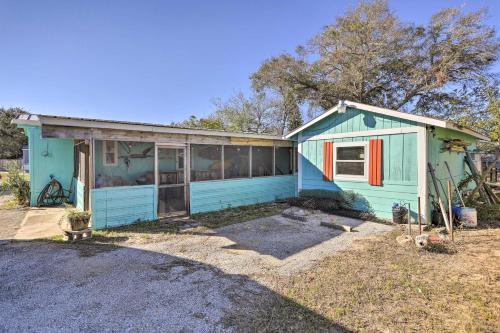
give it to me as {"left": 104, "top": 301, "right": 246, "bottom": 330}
{"left": 392, "top": 207, "right": 408, "bottom": 224}
{"left": 460, "top": 207, "right": 477, "bottom": 228}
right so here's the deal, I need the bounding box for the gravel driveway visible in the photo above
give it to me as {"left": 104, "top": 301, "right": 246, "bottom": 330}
{"left": 0, "top": 212, "right": 394, "bottom": 332}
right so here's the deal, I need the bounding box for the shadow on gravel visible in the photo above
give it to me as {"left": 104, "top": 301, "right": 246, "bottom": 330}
{"left": 0, "top": 238, "right": 350, "bottom": 332}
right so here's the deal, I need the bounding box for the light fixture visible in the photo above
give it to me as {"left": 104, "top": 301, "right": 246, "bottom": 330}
{"left": 338, "top": 100, "right": 347, "bottom": 114}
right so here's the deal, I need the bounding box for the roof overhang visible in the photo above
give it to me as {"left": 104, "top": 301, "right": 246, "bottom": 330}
{"left": 13, "top": 114, "right": 290, "bottom": 141}
{"left": 284, "top": 100, "right": 490, "bottom": 141}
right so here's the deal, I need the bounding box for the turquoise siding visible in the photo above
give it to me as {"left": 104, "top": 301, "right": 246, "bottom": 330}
{"left": 19, "top": 125, "right": 74, "bottom": 206}
{"left": 301, "top": 135, "right": 418, "bottom": 220}
{"left": 190, "top": 175, "right": 297, "bottom": 214}
{"left": 427, "top": 127, "right": 477, "bottom": 217}
{"left": 91, "top": 185, "right": 157, "bottom": 229}
{"left": 300, "top": 107, "right": 420, "bottom": 220}
{"left": 303, "top": 107, "right": 416, "bottom": 137}
{"left": 75, "top": 178, "right": 85, "bottom": 211}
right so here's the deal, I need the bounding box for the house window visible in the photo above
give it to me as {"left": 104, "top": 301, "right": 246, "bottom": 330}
{"left": 333, "top": 142, "right": 368, "bottom": 180}
{"left": 103, "top": 141, "right": 118, "bottom": 166}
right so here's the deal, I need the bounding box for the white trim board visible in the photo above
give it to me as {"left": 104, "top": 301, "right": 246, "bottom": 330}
{"left": 417, "top": 124, "right": 428, "bottom": 225}
{"left": 299, "top": 126, "right": 418, "bottom": 142}
{"left": 285, "top": 100, "right": 489, "bottom": 141}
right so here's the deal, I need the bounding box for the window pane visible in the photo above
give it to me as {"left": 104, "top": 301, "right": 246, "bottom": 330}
{"left": 252, "top": 146, "right": 273, "bottom": 177}
{"left": 337, "top": 146, "right": 365, "bottom": 160}
{"left": 224, "top": 146, "right": 249, "bottom": 179}
{"left": 95, "top": 140, "right": 154, "bottom": 188}
{"left": 275, "top": 147, "right": 293, "bottom": 175}
{"left": 336, "top": 162, "right": 364, "bottom": 176}
{"left": 158, "top": 148, "right": 184, "bottom": 185}
{"left": 191, "top": 144, "right": 222, "bottom": 181}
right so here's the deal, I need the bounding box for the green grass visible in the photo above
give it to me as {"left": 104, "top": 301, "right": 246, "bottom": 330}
{"left": 191, "top": 201, "right": 289, "bottom": 228}
{"left": 45, "top": 201, "right": 290, "bottom": 246}
{"left": 244, "top": 228, "right": 500, "bottom": 332}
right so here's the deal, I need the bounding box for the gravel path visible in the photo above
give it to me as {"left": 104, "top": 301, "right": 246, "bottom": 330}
{"left": 0, "top": 212, "right": 394, "bottom": 332}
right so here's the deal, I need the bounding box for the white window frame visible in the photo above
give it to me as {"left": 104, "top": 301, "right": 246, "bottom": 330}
{"left": 333, "top": 141, "right": 369, "bottom": 181}
{"left": 103, "top": 140, "right": 118, "bottom": 166}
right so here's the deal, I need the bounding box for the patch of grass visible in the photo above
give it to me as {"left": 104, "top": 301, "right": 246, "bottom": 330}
{"left": 248, "top": 228, "right": 500, "bottom": 332}
{"left": 191, "top": 201, "right": 289, "bottom": 228}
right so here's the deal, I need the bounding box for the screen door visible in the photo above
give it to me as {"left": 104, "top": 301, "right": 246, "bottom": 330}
{"left": 157, "top": 146, "right": 186, "bottom": 216}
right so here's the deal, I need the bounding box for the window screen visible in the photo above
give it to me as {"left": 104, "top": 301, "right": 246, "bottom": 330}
{"left": 335, "top": 145, "right": 366, "bottom": 176}
{"left": 224, "top": 146, "right": 249, "bottom": 179}
{"left": 275, "top": 147, "right": 293, "bottom": 175}
{"left": 190, "top": 145, "right": 222, "bottom": 181}
{"left": 251, "top": 146, "right": 273, "bottom": 177}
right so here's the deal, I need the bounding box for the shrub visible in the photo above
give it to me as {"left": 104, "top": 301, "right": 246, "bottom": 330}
{"left": 67, "top": 209, "right": 91, "bottom": 220}
{"left": 289, "top": 189, "right": 376, "bottom": 219}
{"left": 0, "top": 162, "right": 29, "bottom": 206}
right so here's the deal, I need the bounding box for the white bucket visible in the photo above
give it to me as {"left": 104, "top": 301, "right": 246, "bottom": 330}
{"left": 460, "top": 207, "right": 477, "bottom": 228}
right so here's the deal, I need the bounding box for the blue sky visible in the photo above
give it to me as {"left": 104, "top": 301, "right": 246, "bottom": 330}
{"left": 1, "top": 0, "right": 498, "bottom": 124}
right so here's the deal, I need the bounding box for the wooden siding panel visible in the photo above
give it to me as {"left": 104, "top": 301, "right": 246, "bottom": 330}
{"left": 303, "top": 107, "right": 416, "bottom": 137}
{"left": 91, "top": 185, "right": 157, "bottom": 229}
{"left": 190, "top": 175, "right": 296, "bottom": 214}
{"left": 302, "top": 133, "right": 418, "bottom": 221}
{"left": 18, "top": 125, "right": 75, "bottom": 206}
{"left": 426, "top": 127, "right": 478, "bottom": 218}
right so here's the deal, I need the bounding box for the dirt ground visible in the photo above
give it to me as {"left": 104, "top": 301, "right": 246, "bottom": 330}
{"left": 0, "top": 210, "right": 393, "bottom": 332}
{"left": 0, "top": 194, "right": 28, "bottom": 240}
{"left": 1, "top": 203, "right": 498, "bottom": 332}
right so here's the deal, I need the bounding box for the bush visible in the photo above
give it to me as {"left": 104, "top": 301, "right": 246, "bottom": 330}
{"left": 67, "top": 209, "right": 91, "bottom": 220}
{"left": 0, "top": 162, "right": 29, "bottom": 206}
{"left": 288, "top": 189, "right": 376, "bottom": 220}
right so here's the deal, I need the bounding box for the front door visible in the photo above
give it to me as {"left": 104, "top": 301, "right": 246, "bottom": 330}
{"left": 156, "top": 146, "right": 187, "bottom": 216}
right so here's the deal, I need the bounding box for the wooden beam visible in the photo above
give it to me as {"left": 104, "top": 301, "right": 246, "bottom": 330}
{"left": 41, "top": 124, "right": 294, "bottom": 147}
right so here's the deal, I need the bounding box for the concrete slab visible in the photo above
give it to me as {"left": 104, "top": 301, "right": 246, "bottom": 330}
{"left": 13, "top": 207, "right": 65, "bottom": 240}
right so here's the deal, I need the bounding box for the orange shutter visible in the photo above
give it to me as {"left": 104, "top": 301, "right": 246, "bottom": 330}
{"left": 369, "top": 139, "right": 382, "bottom": 186}
{"left": 323, "top": 142, "right": 334, "bottom": 181}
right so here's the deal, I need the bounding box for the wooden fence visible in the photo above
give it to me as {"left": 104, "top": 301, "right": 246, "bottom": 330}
{"left": 482, "top": 161, "right": 499, "bottom": 183}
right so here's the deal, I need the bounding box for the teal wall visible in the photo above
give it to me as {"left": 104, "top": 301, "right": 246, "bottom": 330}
{"left": 75, "top": 178, "right": 85, "bottom": 211}
{"left": 19, "top": 125, "right": 75, "bottom": 206}
{"left": 190, "top": 175, "right": 297, "bottom": 214}
{"left": 427, "top": 127, "right": 477, "bottom": 214}
{"left": 303, "top": 107, "right": 416, "bottom": 137}
{"left": 300, "top": 107, "right": 419, "bottom": 220}
{"left": 301, "top": 135, "right": 418, "bottom": 220}
{"left": 91, "top": 184, "right": 157, "bottom": 229}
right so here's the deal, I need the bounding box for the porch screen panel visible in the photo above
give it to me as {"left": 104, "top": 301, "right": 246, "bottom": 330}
{"left": 251, "top": 146, "right": 273, "bottom": 177}
{"left": 190, "top": 145, "right": 222, "bottom": 181}
{"left": 275, "top": 147, "right": 293, "bottom": 175}
{"left": 94, "top": 140, "right": 155, "bottom": 188}
{"left": 224, "top": 146, "right": 250, "bottom": 179}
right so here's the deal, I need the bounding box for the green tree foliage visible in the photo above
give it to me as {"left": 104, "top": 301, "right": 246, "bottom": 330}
{"left": 177, "top": 0, "right": 498, "bottom": 138}
{"left": 172, "top": 115, "right": 224, "bottom": 130}
{"left": 0, "top": 162, "right": 30, "bottom": 205}
{"left": 0, "top": 108, "right": 28, "bottom": 159}
{"left": 251, "top": 0, "right": 499, "bottom": 136}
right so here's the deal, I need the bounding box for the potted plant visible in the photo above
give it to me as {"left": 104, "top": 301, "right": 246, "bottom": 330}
{"left": 66, "top": 210, "right": 91, "bottom": 231}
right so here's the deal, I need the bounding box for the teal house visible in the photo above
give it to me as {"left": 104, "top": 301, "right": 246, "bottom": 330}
{"left": 286, "top": 100, "right": 488, "bottom": 224}
{"left": 14, "top": 100, "right": 487, "bottom": 229}
{"left": 14, "top": 114, "right": 296, "bottom": 229}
